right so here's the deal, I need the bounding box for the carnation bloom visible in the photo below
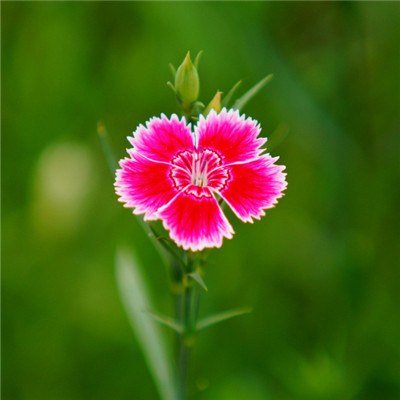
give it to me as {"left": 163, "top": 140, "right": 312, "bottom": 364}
{"left": 115, "top": 108, "right": 287, "bottom": 251}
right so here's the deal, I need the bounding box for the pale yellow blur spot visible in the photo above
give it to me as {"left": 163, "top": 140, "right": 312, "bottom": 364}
{"left": 30, "top": 141, "right": 96, "bottom": 240}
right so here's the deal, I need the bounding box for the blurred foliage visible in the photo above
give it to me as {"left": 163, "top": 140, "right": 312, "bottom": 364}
{"left": 2, "top": 2, "right": 400, "bottom": 400}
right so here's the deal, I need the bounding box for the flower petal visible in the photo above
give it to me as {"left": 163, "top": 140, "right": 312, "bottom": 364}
{"left": 217, "top": 155, "right": 287, "bottom": 223}
{"left": 129, "top": 114, "right": 194, "bottom": 163}
{"left": 158, "top": 186, "right": 234, "bottom": 252}
{"left": 115, "top": 152, "right": 179, "bottom": 220}
{"left": 196, "top": 108, "right": 266, "bottom": 164}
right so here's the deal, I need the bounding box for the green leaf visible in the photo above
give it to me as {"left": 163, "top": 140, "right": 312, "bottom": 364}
{"left": 148, "top": 223, "right": 185, "bottom": 269}
{"left": 144, "top": 310, "right": 183, "bottom": 334}
{"left": 166, "top": 81, "right": 176, "bottom": 93}
{"left": 196, "top": 307, "right": 252, "bottom": 332}
{"left": 232, "top": 74, "right": 274, "bottom": 111}
{"left": 116, "top": 248, "right": 178, "bottom": 400}
{"left": 188, "top": 272, "right": 208, "bottom": 292}
{"left": 97, "top": 121, "right": 118, "bottom": 174}
{"left": 193, "top": 100, "right": 205, "bottom": 108}
{"left": 169, "top": 63, "right": 176, "bottom": 78}
{"left": 221, "top": 80, "right": 242, "bottom": 108}
{"left": 192, "top": 101, "right": 205, "bottom": 118}
{"left": 194, "top": 50, "right": 203, "bottom": 69}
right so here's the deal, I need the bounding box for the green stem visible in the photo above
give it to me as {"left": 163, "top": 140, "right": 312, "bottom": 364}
{"left": 178, "top": 343, "right": 190, "bottom": 400}
{"left": 174, "top": 290, "right": 183, "bottom": 357}
{"left": 178, "top": 343, "right": 189, "bottom": 393}
{"left": 178, "top": 280, "right": 192, "bottom": 399}
{"left": 177, "top": 254, "right": 201, "bottom": 400}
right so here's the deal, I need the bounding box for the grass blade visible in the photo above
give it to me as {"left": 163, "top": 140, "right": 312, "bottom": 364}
{"left": 97, "top": 121, "right": 118, "bottom": 174}
{"left": 116, "top": 248, "right": 178, "bottom": 400}
{"left": 145, "top": 310, "right": 183, "bottom": 334}
{"left": 194, "top": 50, "right": 203, "bottom": 69}
{"left": 169, "top": 63, "right": 176, "bottom": 79}
{"left": 188, "top": 272, "right": 208, "bottom": 292}
{"left": 196, "top": 307, "right": 252, "bottom": 332}
{"left": 221, "top": 80, "right": 242, "bottom": 108}
{"left": 232, "top": 74, "right": 274, "bottom": 111}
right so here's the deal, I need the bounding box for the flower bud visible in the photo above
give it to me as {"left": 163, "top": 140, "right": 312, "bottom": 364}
{"left": 174, "top": 52, "right": 200, "bottom": 106}
{"left": 204, "top": 91, "right": 222, "bottom": 116}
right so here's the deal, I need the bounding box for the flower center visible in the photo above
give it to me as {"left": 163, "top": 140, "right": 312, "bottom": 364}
{"left": 191, "top": 146, "right": 210, "bottom": 187}
{"left": 170, "top": 148, "right": 230, "bottom": 194}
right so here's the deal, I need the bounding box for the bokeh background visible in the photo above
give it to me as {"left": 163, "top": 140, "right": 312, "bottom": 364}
{"left": 3, "top": 2, "right": 400, "bottom": 400}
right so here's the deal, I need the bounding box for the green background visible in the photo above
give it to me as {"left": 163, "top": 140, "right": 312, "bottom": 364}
{"left": 3, "top": 2, "right": 400, "bottom": 399}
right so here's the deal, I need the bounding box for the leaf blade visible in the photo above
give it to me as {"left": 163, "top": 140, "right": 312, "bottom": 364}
{"left": 144, "top": 310, "right": 183, "bottom": 334}
{"left": 188, "top": 272, "right": 208, "bottom": 292}
{"left": 194, "top": 50, "right": 203, "bottom": 69}
{"left": 196, "top": 307, "right": 252, "bottom": 332}
{"left": 232, "top": 74, "right": 274, "bottom": 111}
{"left": 221, "top": 80, "right": 242, "bottom": 108}
{"left": 116, "top": 248, "right": 178, "bottom": 400}
{"left": 97, "top": 121, "right": 118, "bottom": 174}
{"left": 169, "top": 63, "right": 176, "bottom": 79}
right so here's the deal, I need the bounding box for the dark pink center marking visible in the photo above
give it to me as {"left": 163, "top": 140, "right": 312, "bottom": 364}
{"left": 170, "top": 148, "right": 230, "bottom": 197}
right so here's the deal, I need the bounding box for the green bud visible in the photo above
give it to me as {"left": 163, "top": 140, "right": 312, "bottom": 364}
{"left": 174, "top": 52, "right": 200, "bottom": 106}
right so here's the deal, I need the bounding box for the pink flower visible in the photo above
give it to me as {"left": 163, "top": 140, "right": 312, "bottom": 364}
{"left": 115, "top": 108, "right": 287, "bottom": 252}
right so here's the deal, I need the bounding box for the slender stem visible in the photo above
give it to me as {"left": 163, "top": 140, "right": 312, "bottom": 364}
{"left": 174, "top": 291, "right": 183, "bottom": 358}
{"left": 178, "top": 343, "right": 190, "bottom": 399}
{"left": 177, "top": 253, "right": 202, "bottom": 400}
{"left": 193, "top": 279, "right": 201, "bottom": 324}
{"left": 178, "top": 279, "right": 193, "bottom": 400}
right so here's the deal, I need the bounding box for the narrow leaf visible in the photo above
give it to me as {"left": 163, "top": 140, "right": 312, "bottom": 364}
{"left": 97, "top": 121, "right": 118, "bottom": 174}
{"left": 232, "top": 74, "right": 274, "bottom": 111}
{"left": 196, "top": 307, "right": 252, "bottom": 331}
{"left": 169, "top": 63, "right": 176, "bottom": 78}
{"left": 188, "top": 272, "right": 208, "bottom": 292}
{"left": 221, "top": 80, "right": 242, "bottom": 108}
{"left": 194, "top": 50, "right": 203, "bottom": 69}
{"left": 116, "top": 248, "right": 178, "bottom": 400}
{"left": 144, "top": 310, "right": 183, "bottom": 334}
{"left": 148, "top": 223, "right": 185, "bottom": 269}
{"left": 193, "top": 100, "right": 205, "bottom": 108}
{"left": 166, "top": 81, "right": 176, "bottom": 93}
